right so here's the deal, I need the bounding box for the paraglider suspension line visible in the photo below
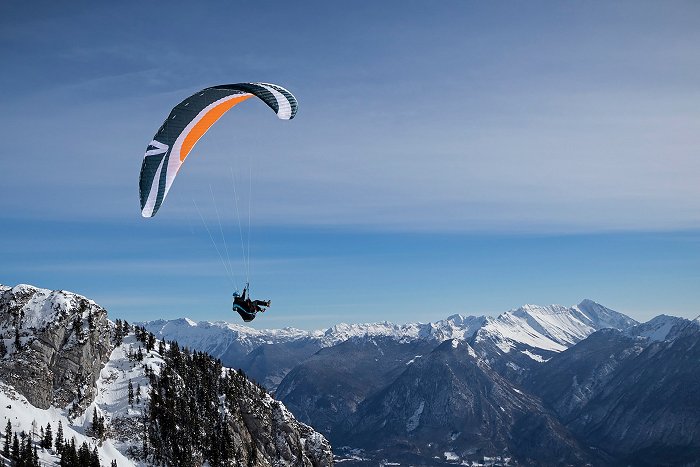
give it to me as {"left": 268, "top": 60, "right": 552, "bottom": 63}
{"left": 231, "top": 165, "right": 251, "bottom": 289}
{"left": 193, "top": 198, "right": 236, "bottom": 289}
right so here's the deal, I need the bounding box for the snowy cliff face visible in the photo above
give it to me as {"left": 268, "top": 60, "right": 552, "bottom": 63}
{"left": 0, "top": 283, "right": 334, "bottom": 467}
{"left": 0, "top": 284, "right": 112, "bottom": 411}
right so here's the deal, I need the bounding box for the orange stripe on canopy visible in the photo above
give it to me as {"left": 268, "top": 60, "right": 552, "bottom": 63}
{"left": 180, "top": 94, "right": 253, "bottom": 162}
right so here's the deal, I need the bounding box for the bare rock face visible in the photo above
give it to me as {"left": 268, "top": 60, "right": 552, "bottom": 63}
{"left": 0, "top": 284, "right": 112, "bottom": 410}
{"left": 237, "top": 385, "right": 334, "bottom": 467}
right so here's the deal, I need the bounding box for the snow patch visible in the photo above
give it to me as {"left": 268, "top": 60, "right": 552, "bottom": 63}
{"left": 406, "top": 355, "right": 422, "bottom": 365}
{"left": 521, "top": 349, "right": 548, "bottom": 362}
{"left": 444, "top": 451, "right": 459, "bottom": 461}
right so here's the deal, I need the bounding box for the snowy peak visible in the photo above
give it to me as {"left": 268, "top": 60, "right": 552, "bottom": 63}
{"left": 320, "top": 316, "right": 485, "bottom": 345}
{"left": 474, "top": 300, "right": 638, "bottom": 359}
{"left": 626, "top": 314, "right": 698, "bottom": 342}
{"left": 0, "top": 283, "right": 102, "bottom": 331}
{"left": 575, "top": 299, "right": 638, "bottom": 330}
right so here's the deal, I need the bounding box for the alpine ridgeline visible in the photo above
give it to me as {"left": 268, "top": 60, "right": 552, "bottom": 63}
{"left": 0, "top": 283, "right": 333, "bottom": 467}
{"left": 144, "top": 300, "right": 700, "bottom": 466}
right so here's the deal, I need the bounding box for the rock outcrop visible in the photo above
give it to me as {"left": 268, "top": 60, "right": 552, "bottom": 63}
{"left": 0, "top": 284, "right": 112, "bottom": 410}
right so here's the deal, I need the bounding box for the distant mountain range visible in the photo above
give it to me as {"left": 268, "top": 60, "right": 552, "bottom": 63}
{"left": 144, "top": 300, "right": 700, "bottom": 466}
{"left": 0, "top": 284, "right": 333, "bottom": 467}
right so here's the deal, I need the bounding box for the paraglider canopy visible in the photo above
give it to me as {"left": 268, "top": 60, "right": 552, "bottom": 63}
{"left": 138, "top": 82, "right": 298, "bottom": 218}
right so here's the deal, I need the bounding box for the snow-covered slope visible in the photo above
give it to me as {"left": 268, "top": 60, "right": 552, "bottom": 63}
{"left": 0, "top": 334, "right": 162, "bottom": 467}
{"left": 1, "top": 382, "right": 132, "bottom": 466}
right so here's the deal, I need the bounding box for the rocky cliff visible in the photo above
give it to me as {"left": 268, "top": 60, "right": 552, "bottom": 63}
{"left": 0, "top": 284, "right": 112, "bottom": 411}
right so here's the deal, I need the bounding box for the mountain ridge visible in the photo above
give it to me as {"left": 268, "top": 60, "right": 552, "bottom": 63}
{"left": 142, "top": 298, "right": 632, "bottom": 365}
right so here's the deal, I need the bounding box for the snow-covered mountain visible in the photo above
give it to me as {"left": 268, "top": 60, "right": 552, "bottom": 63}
{"left": 625, "top": 314, "right": 694, "bottom": 342}
{"left": 143, "top": 299, "right": 634, "bottom": 390}
{"left": 142, "top": 313, "right": 487, "bottom": 389}
{"left": 469, "top": 300, "right": 639, "bottom": 381}
{"left": 0, "top": 283, "right": 333, "bottom": 467}
{"left": 474, "top": 299, "right": 637, "bottom": 354}
{"left": 144, "top": 318, "right": 316, "bottom": 358}
{"left": 143, "top": 313, "right": 487, "bottom": 357}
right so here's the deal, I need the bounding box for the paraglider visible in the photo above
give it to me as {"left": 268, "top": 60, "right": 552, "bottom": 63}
{"left": 139, "top": 82, "right": 298, "bottom": 322}
{"left": 232, "top": 284, "right": 271, "bottom": 322}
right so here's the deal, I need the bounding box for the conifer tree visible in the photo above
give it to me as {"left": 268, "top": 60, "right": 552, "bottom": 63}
{"left": 11, "top": 432, "right": 19, "bottom": 461}
{"left": 147, "top": 333, "right": 156, "bottom": 352}
{"left": 135, "top": 383, "right": 141, "bottom": 404}
{"left": 60, "top": 438, "right": 78, "bottom": 467}
{"left": 128, "top": 379, "right": 134, "bottom": 405}
{"left": 3, "top": 419, "right": 11, "bottom": 457}
{"left": 78, "top": 441, "right": 91, "bottom": 466}
{"left": 59, "top": 444, "right": 71, "bottom": 466}
{"left": 0, "top": 337, "right": 7, "bottom": 358}
{"left": 91, "top": 407, "right": 99, "bottom": 437}
{"left": 43, "top": 422, "right": 53, "bottom": 449}
{"left": 114, "top": 319, "right": 123, "bottom": 346}
{"left": 55, "top": 420, "right": 64, "bottom": 453}
{"left": 90, "top": 445, "right": 100, "bottom": 467}
{"left": 23, "top": 434, "right": 32, "bottom": 466}
{"left": 14, "top": 327, "right": 21, "bottom": 351}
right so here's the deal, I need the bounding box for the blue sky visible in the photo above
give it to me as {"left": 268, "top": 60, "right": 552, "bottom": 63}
{"left": 1, "top": 1, "right": 699, "bottom": 327}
